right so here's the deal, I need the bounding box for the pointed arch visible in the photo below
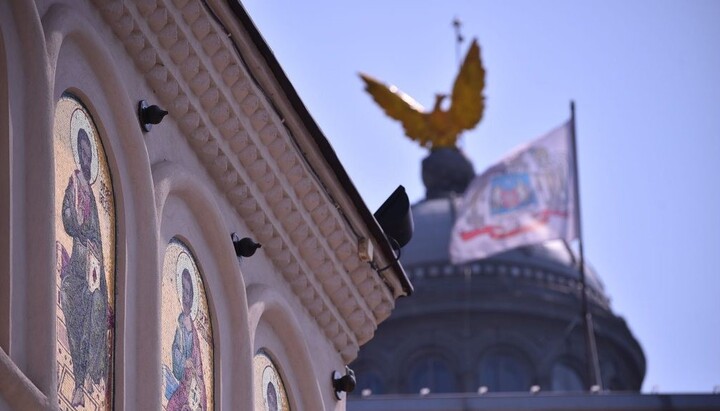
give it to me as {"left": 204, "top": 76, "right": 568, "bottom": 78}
{"left": 53, "top": 93, "right": 116, "bottom": 409}
{"left": 42, "top": 3, "right": 160, "bottom": 407}
{"left": 153, "top": 160, "right": 253, "bottom": 410}
{"left": 247, "top": 284, "right": 325, "bottom": 411}
{"left": 160, "top": 238, "right": 214, "bottom": 410}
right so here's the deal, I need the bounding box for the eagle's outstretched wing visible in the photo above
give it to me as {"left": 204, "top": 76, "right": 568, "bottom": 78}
{"left": 359, "top": 73, "right": 436, "bottom": 147}
{"left": 449, "top": 39, "right": 485, "bottom": 131}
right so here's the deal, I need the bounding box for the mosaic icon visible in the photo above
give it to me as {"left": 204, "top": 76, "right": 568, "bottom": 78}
{"left": 161, "top": 239, "right": 214, "bottom": 411}
{"left": 254, "top": 351, "right": 290, "bottom": 411}
{"left": 54, "top": 94, "right": 115, "bottom": 409}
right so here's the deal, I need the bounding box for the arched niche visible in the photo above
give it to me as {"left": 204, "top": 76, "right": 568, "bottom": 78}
{"left": 551, "top": 361, "right": 585, "bottom": 391}
{"left": 43, "top": 3, "right": 159, "bottom": 406}
{"left": 401, "top": 347, "right": 458, "bottom": 394}
{"left": 253, "top": 349, "right": 291, "bottom": 411}
{"left": 154, "top": 161, "right": 253, "bottom": 410}
{"left": 247, "top": 284, "right": 325, "bottom": 411}
{"left": 53, "top": 93, "right": 117, "bottom": 409}
{"left": 160, "top": 238, "right": 214, "bottom": 410}
{"left": 477, "top": 345, "right": 534, "bottom": 392}
{"left": 350, "top": 360, "right": 385, "bottom": 396}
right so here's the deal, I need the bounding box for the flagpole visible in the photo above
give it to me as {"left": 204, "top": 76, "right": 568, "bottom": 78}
{"left": 570, "top": 100, "right": 603, "bottom": 391}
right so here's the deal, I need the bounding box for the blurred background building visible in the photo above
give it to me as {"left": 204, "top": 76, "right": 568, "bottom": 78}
{"left": 348, "top": 149, "right": 719, "bottom": 410}
{"left": 351, "top": 147, "right": 644, "bottom": 394}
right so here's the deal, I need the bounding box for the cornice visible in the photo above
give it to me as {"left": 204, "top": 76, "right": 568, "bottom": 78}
{"left": 404, "top": 259, "right": 610, "bottom": 309}
{"left": 91, "top": 0, "right": 395, "bottom": 361}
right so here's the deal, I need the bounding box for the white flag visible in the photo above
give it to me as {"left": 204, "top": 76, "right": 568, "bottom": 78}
{"left": 450, "top": 121, "right": 578, "bottom": 264}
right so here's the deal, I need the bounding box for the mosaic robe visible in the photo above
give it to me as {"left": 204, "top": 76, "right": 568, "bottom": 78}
{"left": 58, "top": 170, "right": 110, "bottom": 391}
{"left": 166, "top": 312, "right": 207, "bottom": 411}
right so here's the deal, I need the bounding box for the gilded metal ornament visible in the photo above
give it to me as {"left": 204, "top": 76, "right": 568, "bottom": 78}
{"left": 360, "top": 39, "right": 486, "bottom": 149}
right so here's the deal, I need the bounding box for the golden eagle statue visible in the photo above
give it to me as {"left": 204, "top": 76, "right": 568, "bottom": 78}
{"left": 360, "top": 39, "right": 485, "bottom": 149}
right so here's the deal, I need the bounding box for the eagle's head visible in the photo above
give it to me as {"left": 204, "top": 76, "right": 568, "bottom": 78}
{"left": 432, "top": 94, "right": 448, "bottom": 112}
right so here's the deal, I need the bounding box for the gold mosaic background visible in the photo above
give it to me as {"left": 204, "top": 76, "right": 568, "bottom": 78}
{"left": 161, "top": 239, "right": 214, "bottom": 410}
{"left": 253, "top": 351, "right": 290, "bottom": 411}
{"left": 54, "top": 94, "right": 115, "bottom": 410}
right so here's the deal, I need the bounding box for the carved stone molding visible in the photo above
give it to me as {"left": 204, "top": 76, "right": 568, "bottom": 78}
{"left": 91, "top": 0, "right": 395, "bottom": 361}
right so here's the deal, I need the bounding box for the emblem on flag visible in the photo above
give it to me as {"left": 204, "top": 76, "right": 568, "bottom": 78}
{"left": 489, "top": 173, "right": 537, "bottom": 215}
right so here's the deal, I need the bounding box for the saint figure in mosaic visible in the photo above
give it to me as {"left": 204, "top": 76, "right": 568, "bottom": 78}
{"left": 254, "top": 351, "right": 290, "bottom": 411}
{"left": 54, "top": 94, "right": 115, "bottom": 409}
{"left": 162, "top": 240, "right": 213, "bottom": 411}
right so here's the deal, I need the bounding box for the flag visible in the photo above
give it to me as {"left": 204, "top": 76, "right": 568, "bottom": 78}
{"left": 449, "top": 121, "right": 578, "bottom": 264}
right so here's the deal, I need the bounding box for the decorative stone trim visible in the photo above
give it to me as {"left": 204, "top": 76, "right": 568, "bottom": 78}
{"left": 92, "top": 0, "right": 394, "bottom": 361}
{"left": 406, "top": 261, "right": 610, "bottom": 309}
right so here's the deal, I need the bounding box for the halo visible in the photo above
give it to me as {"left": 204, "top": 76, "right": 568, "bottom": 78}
{"left": 175, "top": 251, "right": 200, "bottom": 320}
{"left": 261, "top": 364, "right": 280, "bottom": 411}
{"left": 70, "top": 107, "right": 99, "bottom": 184}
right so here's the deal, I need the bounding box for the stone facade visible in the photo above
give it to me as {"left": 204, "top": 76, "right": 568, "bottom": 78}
{"left": 0, "top": 1, "right": 409, "bottom": 409}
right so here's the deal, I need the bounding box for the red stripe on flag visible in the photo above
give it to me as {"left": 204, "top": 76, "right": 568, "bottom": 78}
{"left": 459, "top": 210, "right": 568, "bottom": 241}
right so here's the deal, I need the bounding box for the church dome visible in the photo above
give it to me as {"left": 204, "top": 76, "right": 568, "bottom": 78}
{"left": 351, "top": 149, "right": 644, "bottom": 395}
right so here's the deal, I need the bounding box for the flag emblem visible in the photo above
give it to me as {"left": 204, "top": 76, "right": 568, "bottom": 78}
{"left": 490, "top": 173, "right": 537, "bottom": 215}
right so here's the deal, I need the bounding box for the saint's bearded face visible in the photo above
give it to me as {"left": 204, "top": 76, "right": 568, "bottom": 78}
{"left": 78, "top": 129, "right": 92, "bottom": 181}
{"left": 182, "top": 269, "right": 194, "bottom": 315}
{"left": 266, "top": 382, "right": 278, "bottom": 411}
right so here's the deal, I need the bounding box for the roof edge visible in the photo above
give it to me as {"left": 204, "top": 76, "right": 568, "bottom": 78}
{"left": 225, "top": 0, "right": 413, "bottom": 296}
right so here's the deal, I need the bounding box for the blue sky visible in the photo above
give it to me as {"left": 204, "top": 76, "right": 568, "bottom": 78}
{"left": 243, "top": 0, "right": 720, "bottom": 392}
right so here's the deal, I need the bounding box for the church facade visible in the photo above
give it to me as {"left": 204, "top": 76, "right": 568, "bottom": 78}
{"left": 0, "top": 1, "right": 410, "bottom": 409}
